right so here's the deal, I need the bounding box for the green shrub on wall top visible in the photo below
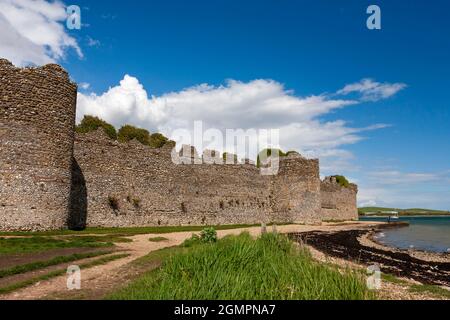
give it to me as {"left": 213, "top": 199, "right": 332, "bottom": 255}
{"left": 77, "top": 116, "right": 170, "bottom": 149}
{"left": 149, "top": 133, "right": 169, "bottom": 148}
{"left": 76, "top": 115, "right": 117, "bottom": 140}
{"left": 118, "top": 125, "right": 169, "bottom": 148}
{"left": 256, "top": 148, "right": 288, "bottom": 168}
{"left": 118, "top": 125, "right": 151, "bottom": 145}
{"left": 222, "top": 152, "right": 238, "bottom": 163}
{"left": 333, "top": 175, "right": 350, "bottom": 188}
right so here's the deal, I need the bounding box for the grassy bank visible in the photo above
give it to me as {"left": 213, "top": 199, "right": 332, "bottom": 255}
{"left": 109, "top": 233, "right": 374, "bottom": 300}
{"left": 0, "top": 235, "right": 130, "bottom": 255}
{"left": 0, "top": 223, "right": 282, "bottom": 237}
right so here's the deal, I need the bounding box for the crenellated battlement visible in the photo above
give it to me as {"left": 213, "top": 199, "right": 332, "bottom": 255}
{"left": 0, "top": 59, "right": 358, "bottom": 231}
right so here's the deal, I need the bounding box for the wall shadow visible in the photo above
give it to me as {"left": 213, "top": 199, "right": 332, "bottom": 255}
{"left": 68, "top": 157, "right": 87, "bottom": 230}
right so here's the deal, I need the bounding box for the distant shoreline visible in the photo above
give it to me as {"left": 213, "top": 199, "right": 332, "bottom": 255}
{"left": 290, "top": 223, "right": 450, "bottom": 287}
{"left": 359, "top": 214, "right": 450, "bottom": 218}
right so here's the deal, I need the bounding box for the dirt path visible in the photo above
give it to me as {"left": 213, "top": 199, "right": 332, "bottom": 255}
{"left": 0, "top": 222, "right": 382, "bottom": 300}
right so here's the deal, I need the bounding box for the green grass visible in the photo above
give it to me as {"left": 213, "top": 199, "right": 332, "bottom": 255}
{"left": 381, "top": 273, "right": 409, "bottom": 285}
{"left": 359, "top": 207, "right": 450, "bottom": 216}
{"left": 108, "top": 233, "right": 374, "bottom": 300}
{"left": 0, "top": 253, "right": 130, "bottom": 295}
{"left": 0, "top": 223, "right": 283, "bottom": 237}
{"left": 381, "top": 274, "right": 450, "bottom": 299}
{"left": 148, "top": 237, "right": 169, "bottom": 242}
{"left": 0, "top": 235, "right": 130, "bottom": 255}
{"left": 0, "top": 250, "right": 113, "bottom": 279}
{"left": 409, "top": 284, "right": 450, "bottom": 299}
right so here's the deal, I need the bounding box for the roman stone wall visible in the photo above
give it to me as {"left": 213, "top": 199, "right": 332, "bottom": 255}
{"left": 73, "top": 130, "right": 277, "bottom": 228}
{"left": 0, "top": 58, "right": 358, "bottom": 231}
{"left": 320, "top": 177, "right": 358, "bottom": 221}
{"left": 271, "top": 155, "right": 322, "bottom": 224}
{"left": 0, "top": 59, "right": 77, "bottom": 231}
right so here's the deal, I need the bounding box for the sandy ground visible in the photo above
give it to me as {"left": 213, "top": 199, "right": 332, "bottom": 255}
{"left": 304, "top": 245, "right": 447, "bottom": 300}
{"left": 2, "top": 221, "right": 441, "bottom": 300}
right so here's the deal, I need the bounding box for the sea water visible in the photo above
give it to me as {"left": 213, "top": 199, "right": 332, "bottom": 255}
{"left": 359, "top": 216, "right": 450, "bottom": 253}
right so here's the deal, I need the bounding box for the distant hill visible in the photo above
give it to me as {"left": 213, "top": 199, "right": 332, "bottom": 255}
{"left": 358, "top": 207, "right": 450, "bottom": 216}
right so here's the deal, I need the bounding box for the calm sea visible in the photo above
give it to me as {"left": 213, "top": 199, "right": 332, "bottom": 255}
{"left": 359, "top": 216, "right": 450, "bottom": 253}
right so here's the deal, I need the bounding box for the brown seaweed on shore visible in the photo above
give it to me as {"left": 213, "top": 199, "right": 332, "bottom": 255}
{"left": 289, "top": 228, "right": 450, "bottom": 287}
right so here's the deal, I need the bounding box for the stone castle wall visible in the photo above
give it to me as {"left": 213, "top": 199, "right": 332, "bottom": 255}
{"left": 0, "top": 59, "right": 77, "bottom": 231}
{"left": 271, "top": 155, "right": 322, "bottom": 224}
{"left": 72, "top": 130, "right": 323, "bottom": 228}
{"left": 320, "top": 177, "right": 358, "bottom": 221}
{"left": 0, "top": 59, "right": 358, "bottom": 231}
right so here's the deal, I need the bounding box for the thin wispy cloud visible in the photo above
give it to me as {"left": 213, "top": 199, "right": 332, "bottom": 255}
{"left": 368, "top": 170, "right": 441, "bottom": 185}
{"left": 86, "top": 36, "right": 100, "bottom": 47}
{"left": 78, "top": 82, "right": 90, "bottom": 90}
{"left": 357, "top": 169, "right": 450, "bottom": 209}
{"left": 337, "top": 78, "right": 407, "bottom": 102}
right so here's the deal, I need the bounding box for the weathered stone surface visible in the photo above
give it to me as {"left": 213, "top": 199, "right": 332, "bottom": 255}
{"left": 321, "top": 176, "right": 358, "bottom": 221}
{"left": 0, "top": 59, "right": 77, "bottom": 231}
{"left": 73, "top": 129, "right": 273, "bottom": 227}
{"left": 0, "top": 59, "right": 358, "bottom": 231}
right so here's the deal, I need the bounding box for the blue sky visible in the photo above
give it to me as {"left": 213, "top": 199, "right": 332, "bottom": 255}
{"left": 0, "top": 0, "right": 449, "bottom": 209}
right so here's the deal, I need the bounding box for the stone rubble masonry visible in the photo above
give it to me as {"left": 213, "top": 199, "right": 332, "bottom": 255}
{"left": 320, "top": 176, "right": 359, "bottom": 221}
{"left": 0, "top": 59, "right": 77, "bottom": 231}
{"left": 0, "top": 59, "right": 358, "bottom": 231}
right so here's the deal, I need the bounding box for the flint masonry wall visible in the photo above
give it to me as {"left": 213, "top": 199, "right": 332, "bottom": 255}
{"left": 73, "top": 130, "right": 302, "bottom": 228}
{"left": 320, "top": 177, "right": 358, "bottom": 221}
{"left": 0, "top": 59, "right": 358, "bottom": 231}
{"left": 0, "top": 59, "right": 77, "bottom": 231}
{"left": 271, "top": 155, "right": 322, "bottom": 224}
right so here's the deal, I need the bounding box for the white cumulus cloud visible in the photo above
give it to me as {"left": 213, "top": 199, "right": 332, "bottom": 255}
{"left": 76, "top": 76, "right": 397, "bottom": 162}
{"left": 0, "top": 0, "right": 82, "bottom": 66}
